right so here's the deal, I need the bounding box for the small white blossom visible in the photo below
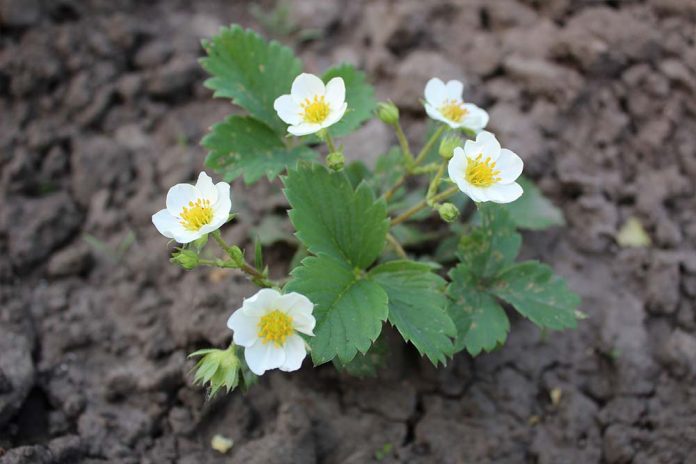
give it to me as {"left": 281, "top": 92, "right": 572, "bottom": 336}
{"left": 274, "top": 73, "right": 347, "bottom": 136}
{"left": 424, "top": 78, "right": 489, "bottom": 131}
{"left": 227, "top": 288, "right": 315, "bottom": 376}
{"left": 152, "top": 172, "right": 231, "bottom": 243}
{"left": 448, "top": 131, "right": 524, "bottom": 203}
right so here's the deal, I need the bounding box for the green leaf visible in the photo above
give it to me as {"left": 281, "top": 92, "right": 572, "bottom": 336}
{"left": 201, "top": 25, "right": 302, "bottom": 133}
{"left": 371, "top": 148, "right": 405, "bottom": 196}
{"left": 284, "top": 163, "right": 388, "bottom": 269}
{"left": 344, "top": 160, "right": 372, "bottom": 189}
{"left": 500, "top": 177, "right": 565, "bottom": 230}
{"left": 323, "top": 64, "right": 376, "bottom": 137}
{"left": 492, "top": 261, "right": 580, "bottom": 330}
{"left": 370, "top": 260, "right": 456, "bottom": 365}
{"left": 448, "top": 264, "right": 509, "bottom": 355}
{"left": 286, "top": 254, "right": 388, "bottom": 364}
{"left": 458, "top": 203, "right": 521, "bottom": 279}
{"left": 203, "top": 116, "right": 317, "bottom": 183}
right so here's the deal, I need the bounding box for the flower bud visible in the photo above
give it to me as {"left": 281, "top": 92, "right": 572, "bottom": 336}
{"left": 439, "top": 135, "right": 461, "bottom": 160}
{"left": 438, "top": 203, "right": 460, "bottom": 223}
{"left": 171, "top": 249, "right": 200, "bottom": 270}
{"left": 189, "top": 345, "right": 241, "bottom": 397}
{"left": 326, "top": 151, "right": 345, "bottom": 171}
{"left": 376, "top": 101, "right": 399, "bottom": 125}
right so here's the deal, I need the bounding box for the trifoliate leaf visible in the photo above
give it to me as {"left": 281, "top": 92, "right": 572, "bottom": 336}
{"left": 323, "top": 63, "right": 376, "bottom": 137}
{"left": 492, "top": 261, "right": 579, "bottom": 330}
{"left": 448, "top": 264, "right": 509, "bottom": 355}
{"left": 286, "top": 254, "right": 388, "bottom": 364}
{"left": 203, "top": 116, "right": 317, "bottom": 184}
{"left": 201, "top": 25, "right": 302, "bottom": 133}
{"left": 458, "top": 203, "right": 521, "bottom": 279}
{"left": 616, "top": 216, "right": 651, "bottom": 248}
{"left": 284, "top": 163, "right": 389, "bottom": 269}
{"left": 500, "top": 177, "right": 565, "bottom": 230}
{"left": 370, "top": 260, "right": 456, "bottom": 365}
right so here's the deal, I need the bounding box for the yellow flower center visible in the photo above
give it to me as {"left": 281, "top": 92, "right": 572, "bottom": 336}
{"left": 179, "top": 198, "right": 214, "bottom": 231}
{"left": 439, "top": 99, "right": 468, "bottom": 122}
{"left": 301, "top": 95, "right": 330, "bottom": 124}
{"left": 465, "top": 154, "right": 501, "bottom": 187}
{"left": 257, "top": 310, "right": 294, "bottom": 346}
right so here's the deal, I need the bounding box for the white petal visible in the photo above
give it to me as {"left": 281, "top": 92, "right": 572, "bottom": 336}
{"left": 324, "top": 77, "right": 345, "bottom": 107}
{"left": 166, "top": 183, "right": 198, "bottom": 215}
{"left": 462, "top": 104, "right": 489, "bottom": 131}
{"left": 485, "top": 182, "right": 524, "bottom": 203}
{"left": 495, "top": 149, "right": 524, "bottom": 184}
{"left": 461, "top": 183, "right": 488, "bottom": 203}
{"left": 279, "top": 334, "right": 307, "bottom": 372}
{"left": 425, "top": 103, "right": 457, "bottom": 127}
{"left": 464, "top": 131, "right": 501, "bottom": 161}
{"left": 291, "top": 73, "right": 325, "bottom": 101}
{"left": 227, "top": 309, "right": 259, "bottom": 347}
{"left": 243, "top": 288, "right": 282, "bottom": 318}
{"left": 288, "top": 123, "right": 322, "bottom": 136}
{"left": 170, "top": 227, "right": 205, "bottom": 244}
{"left": 322, "top": 102, "right": 347, "bottom": 129}
{"left": 281, "top": 293, "right": 316, "bottom": 335}
{"left": 194, "top": 172, "right": 217, "bottom": 203}
{"left": 152, "top": 209, "right": 178, "bottom": 239}
{"left": 274, "top": 94, "right": 302, "bottom": 125}
{"left": 444, "top": 80, "right": 464, "bottom": 100}
{"left": 212, "top": 182, "right": 232, "bottom": 218}
{"left": 244, "top": 341, "right": 286, "bottom": 376}
{"left": 424, "top": 78, "right": 447, "bottom": 107}
{"left": 447, "top": 148, "right": 468, "bottom": 185}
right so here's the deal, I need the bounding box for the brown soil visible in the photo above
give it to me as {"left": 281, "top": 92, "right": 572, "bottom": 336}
{"left": 2, "top": 0, "right": 696, "bottom": 463}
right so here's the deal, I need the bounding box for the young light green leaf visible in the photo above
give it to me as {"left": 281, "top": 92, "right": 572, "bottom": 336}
{"left": 286, "top": 254, "right": 388, "bottom": 364}
{"left": 500, "top": 177, "right": 565, "bottom": 230}
{"left": 323, "top": 64, "right": 376, "bottom": 137}
{"left": 458, "top": 203, "right": 521, "bottom": 279}
{"left": 492, "top": 261, "right": 580, "bottom": 330}
{"left": 370, "top": 260, "right": 456, "bottom": 365}
{"left": 201, "top": 25, "right": 302, "bottom": 133}
{"left": 203, "top": 116, "right": 317, "bottom": 184}
{"left": 284, "top": 163, "right": 389, "bottom": 269}
{"left": 448, "top": 264, "right": 509, "bottom": 355}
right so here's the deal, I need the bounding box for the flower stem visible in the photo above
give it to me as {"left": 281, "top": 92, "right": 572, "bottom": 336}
{"left": 413, "top": 125, "right": 445, "bottom": 167}
{"left": 324, "top": 131, "right": 337, "bottom": 154}
{"left": 426, "top": 161, "right": 447, "bottom": 204}
{"left": 390, "top": 185, "right": 459, "bottom": 226}
{"left": 386, "top": 233, "right": 407, "bottom": 258}
{"left": 395, "top": 123, "right": 414, "bottom": 167}
{"left": 211, "top": 231, "right": 275, "bottom": 288}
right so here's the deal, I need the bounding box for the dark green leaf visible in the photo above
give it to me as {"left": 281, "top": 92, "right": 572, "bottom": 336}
{"left": 370, "top": 260, "right": 456, "bottom": 365}
{"left": 323, "top": 64, "right": 376, "bottom": 137}
{"left": 284, "top": 163, "right": 389, "bottom": 269}
{"left": 203, "top": 116, "right": 317, "bottom": 184}
{"left": 492, "top": 261, "right": 579, "bottom": 330}
{"left": 332, "top": 334, "right": 389, "bottom": 377}
{"left": 286, "top": 254, "right": 388, "bottom": 364}
{"left": 458, "top": 203, "right": 521, "bottom": 279}
{"left": 201, "top": 25, "right": 302, "bottom": 133}
{"left": 448, "top": 264, "right": 509, "bottom": 355}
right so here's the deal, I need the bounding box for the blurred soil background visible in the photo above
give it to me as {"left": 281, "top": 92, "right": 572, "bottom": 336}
{"left": 1, "top": 0, "right": 696, "bottom": 462}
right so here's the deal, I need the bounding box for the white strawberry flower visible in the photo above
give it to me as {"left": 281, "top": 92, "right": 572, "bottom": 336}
{"left": 274, "top": 73, "right": 347, "bottom": 136}
{"left": 448, "top": 131, "right": 524, "bottom": 203}
{"left": 152, "top": 172, "right": 231, "bottom": 244}
{"left": 424, "top": 78, "right": 489, "bottom": 131}
{"left": 227, "top": 288, "right": 315, "bottom": 376}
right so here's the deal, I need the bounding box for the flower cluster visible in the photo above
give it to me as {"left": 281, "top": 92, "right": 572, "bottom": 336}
{"left": 153, "top": 69, "right": 527, "bottom": 390}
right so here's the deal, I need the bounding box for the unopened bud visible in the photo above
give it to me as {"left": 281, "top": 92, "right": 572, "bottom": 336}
{"left": 438, "top": 203, "right": 460, "bottom": 223}
{"left": 326, "top": 151, "right": 345, "bottom": 171}
{"left": 189, "top": 345, "right": 241, "bottom": 397}
{"left": 439, "top": 135, "right": 461, "bottom": 160}
{"left": 376, "top": 101, "right": 399, "bottom": 125}
{"left": 171, "top": 249, "right": 200, "bottom": 270}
